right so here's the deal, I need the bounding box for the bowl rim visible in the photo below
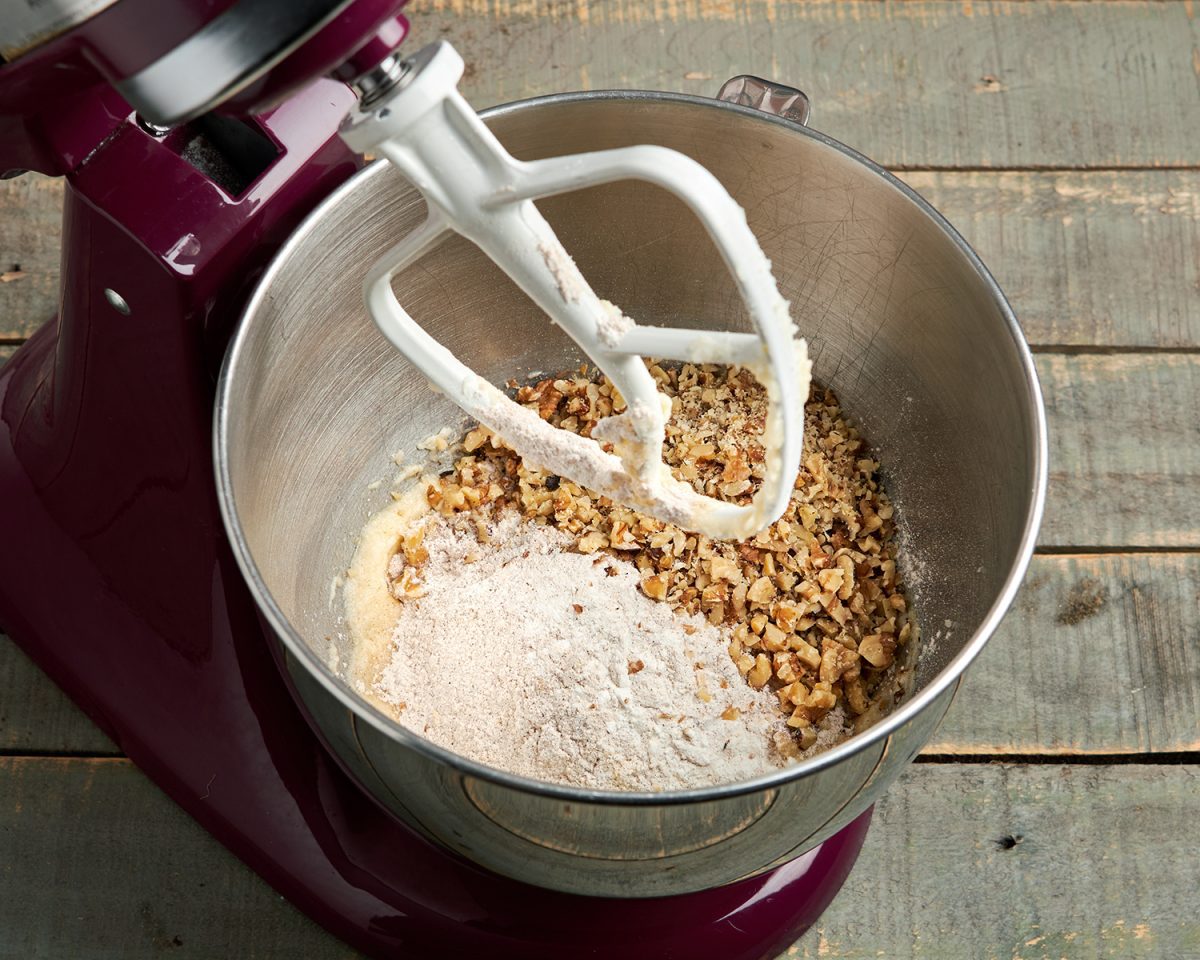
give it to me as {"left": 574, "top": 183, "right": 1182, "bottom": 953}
{"left": 214, "top": 88, "right": 1049, "bottom": 806}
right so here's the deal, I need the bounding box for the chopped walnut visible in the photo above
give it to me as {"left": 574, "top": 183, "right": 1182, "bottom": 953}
{"left": 389, "top": 565, "right": 424, "bottom": 600}
{"left": 746, "top": 653, "right": 772, "bottom": 690}
{"left": 641, "top": 572, "right": 670, "bottom": 600}
{"left": 463, "top": 426, "right": 491, "bottom": 453}
{"left": 388, "top": 362, "right": 917, "bottom": 752}
{"left": 819, "top": 641, "right": 860, "bottom": 685}
{"left": 747, "top": 576, "right": 777, "bottom": 604}
{"left": 858, "top": 633, "right": 897, "bottom": 669}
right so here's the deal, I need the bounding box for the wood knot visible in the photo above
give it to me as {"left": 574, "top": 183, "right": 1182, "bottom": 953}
{"left": 1057, "top": 578, "right": 1109, "bottom": 625}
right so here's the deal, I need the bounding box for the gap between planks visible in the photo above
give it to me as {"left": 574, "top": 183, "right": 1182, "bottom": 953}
{"left": 1029, "top": 346, "right": 1200, "bottom": 356}
{"left": 893, "top": 164, "right": 1200, "bottom": 173}
{"left": 917, "top": 751, "right": 1200, "bottom": 765}
{"left": 1035, "top": 545, "right": 1200, "bottom": 555}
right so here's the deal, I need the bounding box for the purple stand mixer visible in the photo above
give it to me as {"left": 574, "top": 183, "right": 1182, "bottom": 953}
{"left": 0, "top": 2, "right": 870, "bottom": 956}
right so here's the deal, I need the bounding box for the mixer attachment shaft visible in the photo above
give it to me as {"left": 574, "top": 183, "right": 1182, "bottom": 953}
{"left": 340, "top": 42, "right": 810, "bottom": 540}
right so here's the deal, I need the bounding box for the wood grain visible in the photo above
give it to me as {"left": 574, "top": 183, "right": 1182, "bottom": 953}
{"left": 4, "top": 169, "right": 1199, "bottom": 345}
{"left": 0, "top": 638, "right": 117, "bottom": 755}
{"left": 0, "top": 757, "right": 353, "bottom": 958}
{"left": 414, "top": 0, "right": 1200, "bottom": 169}
{"left": 904, "top": 171, "right": 1200, "bottom": 349}
{"left": 0, "top": 758, "right": 1195, "bottom": 959}
{"left": 929, "top": 553, "right": 1200, "bottom": 756}
{"left": 1038, "top": 354, "right": 1200, "bottom": 549}
{"left": 0, "top": 173, "right": 60, "bottom": 340}
{"left": 790, "top": 763, "right": 1200, "bottom": 960}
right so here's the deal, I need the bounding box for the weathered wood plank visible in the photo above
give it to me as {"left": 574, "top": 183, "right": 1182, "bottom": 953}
{"left": 0, "top": 172, "right": 60, "bottom": 340}
{"left": 416, "top": 0, "right": 1200, "bottom": 169}
{"left": 1038, "top": 354, "right": 1200, "bottom": 548}
{"left": 0, "top": 758, "right": 1195, "bottom": 958}
{"left": 789, "top": 763, "right": 1200, "bottom": 960}
{"left": 905, "top": 170, "right": 1200, "bottom": 349}
{"left": 0, "top": 757, "right": 354, "bottom": 958}
{"left": 929, "top": 553, "right": 1200, "bottom": 756}
{"left": 4, "top": 169, "right": 1200, "bottom": 345}
{"left": 0, "top": 635, "right": 118, "bottom": 755}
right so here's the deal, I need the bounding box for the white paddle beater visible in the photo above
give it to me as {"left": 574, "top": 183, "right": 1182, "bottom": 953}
{"left": 340, "top": 42, "right": 810, "bottom": 541}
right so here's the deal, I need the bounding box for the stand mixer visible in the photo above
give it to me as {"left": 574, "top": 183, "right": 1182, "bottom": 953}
{"left": 0, "top": 2, "right": 865, "bottom": 957}
{"left": 1, "top": 2, "right": 1047, "bottom": 956}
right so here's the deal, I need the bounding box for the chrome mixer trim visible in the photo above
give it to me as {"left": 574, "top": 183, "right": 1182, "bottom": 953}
{"left": 115, "top": 0, "right": 355, "bottom": 126}
{"left": 350, "top": 51, "right": 412, "bottom": 108}
{"left": 215, "top": 88, "right": 1048, "bottom": 809}
{"left": 102, "top": 287, "right": 131, "bottom": 315}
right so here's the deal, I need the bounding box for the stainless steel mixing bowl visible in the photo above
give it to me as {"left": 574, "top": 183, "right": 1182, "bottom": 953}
{"left": 216, "top": 87, "right": 1047, "bottom": 898}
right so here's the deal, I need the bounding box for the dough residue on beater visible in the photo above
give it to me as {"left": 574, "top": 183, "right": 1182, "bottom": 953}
{"left": 595, "top": 298, "right": 634, "bottom": 348}
{"left": 462, "top": 374, "right": 699, "bottom": 529}
{"left": 537, "top": 241, "right": 587, "bottom": 304}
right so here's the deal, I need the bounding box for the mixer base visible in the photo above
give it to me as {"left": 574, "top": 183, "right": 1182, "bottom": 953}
{"left": 0, "top": 320, "right": 869, "bottom": 958}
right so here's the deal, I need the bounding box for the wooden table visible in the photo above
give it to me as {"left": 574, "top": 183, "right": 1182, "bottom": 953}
{"left": 2, "top": 2, "right": 1198, "bottom": 956}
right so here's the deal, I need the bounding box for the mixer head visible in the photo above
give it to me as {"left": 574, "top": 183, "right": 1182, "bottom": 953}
{"left": 0, "top": 0, "right": 410, "bottom": 177}
{"left": 341, "top": 42, "right": 811, "bottom": 541}
{"left": 1, "top": 1, "right": 807, "bottom": 540}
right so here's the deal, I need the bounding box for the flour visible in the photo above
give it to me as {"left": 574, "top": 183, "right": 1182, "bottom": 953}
{"left": 367, "top": 511, "right": 840, "bottom": 791}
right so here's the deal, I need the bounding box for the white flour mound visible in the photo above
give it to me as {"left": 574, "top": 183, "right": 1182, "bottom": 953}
{"left": 372, "top": 512, "right": 795, "bottom": 791}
